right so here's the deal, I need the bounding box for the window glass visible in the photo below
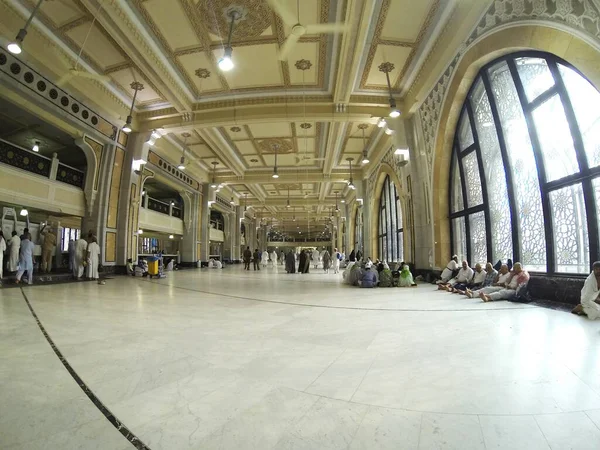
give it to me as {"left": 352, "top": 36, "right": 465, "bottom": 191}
{"left": 471, "top": 74, "right": 513, "bottom": 262}
{"left": 458, "top": 110, "right": 475, "bottom": 151}
{"left": 488, "top": 60, "right": 546, "bottom": 271}
{"left": 452, "top": 217, "right": 467, "bottom": 263}
{"left": 469, "top": 212, "right": 487, "bottom": 265}
{"left": 550, "top": 183, "right": 589, "bottom": 273}
{"left": 558, "top": 63, "right": 600, "bottom": 169}
{"left": 531, "top": 94, "right": 580, "bottom": 182}
{"left": 462, "top": 152, "right": 484, "bottom": 207}
{"left": 516, "top": 57, "right": 555, "bottom": 103}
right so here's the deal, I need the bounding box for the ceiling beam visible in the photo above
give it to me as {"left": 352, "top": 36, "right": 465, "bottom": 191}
{"left": 215, "top": 171, "right": 353, "bottom": 185}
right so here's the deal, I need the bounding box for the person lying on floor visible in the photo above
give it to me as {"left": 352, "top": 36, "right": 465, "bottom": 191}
{"left": 466, "top": 264, "right": 510, "bottom": 298}
{"left": 571, "top": 261, "right": 600, "bottom": 319}
{"left": 479, "top": 262, "right": 529, "bottom": 302}
{"left": 450, "top": 263, "right": 486, "bottom": 293}
{"left": 439, "top": 260, "right": 473, "bottom": 291}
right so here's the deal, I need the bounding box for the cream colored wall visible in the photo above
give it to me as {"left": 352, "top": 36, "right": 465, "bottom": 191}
{"left": 139, "top": 208, "right": 185, "bottom": 235}
{"left": 0, "top": 164, "right": 85, "bottom": 217}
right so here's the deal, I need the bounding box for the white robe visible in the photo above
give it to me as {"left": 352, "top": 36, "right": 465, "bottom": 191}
{"left": 0, "top": 236, "right": 6, "bottom": 279}
{"left": 332, "top": 252, "right": 341, "bottom": 273}
{"left": 312, "top": 251, "right": 320, "bottom": 265}
{"left": 270, "top": 251, "right": 277, "bottom": 265}
{"left": 9, "top": 235, "right": 20, "bottom": 272}
{"left": 261, "top": 251, "right": 269, "bottom": 266}
{"left": 74, "top": 238, "right": 88, "bottom": 278}
{"left": 86, "top": 242, "right": 100, "bottom": 279}
{"left": 440, "top": 260, "right": 459, "bottom": 282}
{"left": 581, "top": 272, "right": 600, "bottom": 320}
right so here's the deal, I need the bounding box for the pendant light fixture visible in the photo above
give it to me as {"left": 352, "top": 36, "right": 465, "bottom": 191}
{"left": 286, "top": 186, "right": 291, "bottom": 208}
{"left": 178, "top": 132, "right": 190, "bottom": 170}
{"left": 122, "top": 81, "right": 144, "bottom": 133}
{"left": 32, "top": 140, "right": 40, "bottom": 153}
{"left": 346, "top": 157, "right": 355, "bottom": 190}
{"left": 335, "top": 191, "right": 340, "bottom": 212}
{"left": 272, "top": 143, "right": 280, "bottom": 179}
{"left": 378, "top": 62, "right": 400, "bottom": 118}
{"left": 358, "top": 124, "right": 369, "bottom": 164}
{"left": 8, "top": 0, "right": 45, "bottom": 54}
{"left": 244, "top": 192, "right": 248, "bottom": 211}
{"left": 218, "top": 9, "right": 241, "bottom": 71}
{"left": 210, "top": 161, "right": 219, "bottom": 188}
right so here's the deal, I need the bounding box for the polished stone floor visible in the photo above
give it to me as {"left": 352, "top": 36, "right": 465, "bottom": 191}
{"left": 2, "top": 265, "right": 600, "bottom": 449}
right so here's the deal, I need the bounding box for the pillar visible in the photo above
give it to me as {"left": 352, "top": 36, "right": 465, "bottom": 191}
{"left": 180, "top": 191, "right": 200, "bottom": 264}
{"left": 200, "top": 183, "right": 210, "bottom": 262}
{"left": 360, "top": 179, "right": 372, "bottom": 259}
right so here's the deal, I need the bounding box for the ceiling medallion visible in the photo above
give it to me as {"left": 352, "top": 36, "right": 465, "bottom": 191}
{"left": 258, "top": 138, "right": 293, "bottom": 154}
{"left": 195, "top": 68, "right": 211, "bottom": 79}
{"left": 197, "top": 1, "right": 270, "bottom": 40}
{"left": 295, "top": 59, "right": 313, "bottom": 71}
{"left": 378, "top": 62, "right": 395, "bottom": 74}
{"left": 181, "top": 132, "right": 192, "bottom": 138}
{"left": 300, "top": 123, "right": 312, "bottom": 129}
{"left": 230, "top": 126, "right": 242, "bottom": 132}
{"left": 130, "top": 81, "right": 144, "bottom": 91}
{"left": 281, "top": 183, "right": 302, "bottom": 190}
{"left": 357, "top": 123, "right": 369, "bottom": 130}
{"left": 250, "top": 158, "right": 259, "bottom": 162}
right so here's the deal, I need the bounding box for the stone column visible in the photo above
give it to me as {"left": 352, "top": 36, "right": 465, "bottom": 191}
{"left": 180, "top": 191, "right": 199, "bottom": 264}
{"left": 200, "top": 184, "right": 210, "bottom": 262}
{"left": 360, "top": 179, "right": 372, "bottom": 259}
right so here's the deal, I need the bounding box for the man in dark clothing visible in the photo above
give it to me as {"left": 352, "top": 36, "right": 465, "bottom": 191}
{"left": 285, "top": 251, "right": 296, "bottom": 273}
{"left": 243, "top": 246, "right": 252, "bottom": 270}
{"left": 253, "top": 249, "right": 260, "bottom": 271}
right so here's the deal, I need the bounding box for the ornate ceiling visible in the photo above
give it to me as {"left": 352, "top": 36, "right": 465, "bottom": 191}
{"left": 0, "top": 0, "right": 481, "bottom": 223}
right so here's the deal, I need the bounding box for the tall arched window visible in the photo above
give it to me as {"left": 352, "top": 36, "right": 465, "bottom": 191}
{"left": 378, "top": 175, "right": 403, "bottom": 262}
{"left": 450, "top": 52, "right": 600, "bottom": 274}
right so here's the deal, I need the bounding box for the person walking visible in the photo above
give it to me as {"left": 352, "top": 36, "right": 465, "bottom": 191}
{"left": 40, "top": 224, "right": 57, "bottom": 273}
{"left": 0, "top": 231, "right": 6, "bottom": 285}
{"left": 86, "top": 237, "right": 101, "bottom": 281}
{"left": 15, "top": 233, "right": 34, "bottom": 285}
{"left": 332, "top": 248, "right": 341, "bottom": 274}
{"left": 73, "top": 236, "right": 88, "bottom": 279}
{"left": 253, "top": 249, "right": 260, "bottom": 271}
{"left": 8, "top": 230, "right": 20, "bottom": 272}
{"left": 243, "top": 246, "right": 252, "bottom": 270}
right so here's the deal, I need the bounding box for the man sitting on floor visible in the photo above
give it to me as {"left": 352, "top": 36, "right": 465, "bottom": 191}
{"left": 451, "top": 262, "right": 486, "bottom": 294}
{"left": 359, "top": 262, "right": 378, "bottom": 288}
{"left": 572, "top": 261, "right": 600, "bottom": 319}
{"left": 436, "top": 255, "right": 459, "bottom": 285}
{"left": 466, "top": 264, "right": 510, "bottom": 298}
{"left": 480, "top": 262, "right": 529, "bottom": 302}
{"left": 440, "top": 260, "right": 473, "bottom": 291}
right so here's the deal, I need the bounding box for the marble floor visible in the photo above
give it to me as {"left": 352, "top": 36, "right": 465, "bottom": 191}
{"left": 2, "top": 265, "right": 600, "bottom": 450}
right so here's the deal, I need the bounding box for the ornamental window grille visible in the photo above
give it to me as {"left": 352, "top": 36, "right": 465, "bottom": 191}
{"left": 378, "top": 175, "right": 403, "bottom": 262}
{"left": 450, "top": 52, "right": 600, "bottom": 274}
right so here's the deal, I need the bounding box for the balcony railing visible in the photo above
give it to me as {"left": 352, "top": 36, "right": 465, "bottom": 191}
{"left": 0, "top": 139, "right": 84, "bottom": 188}
{"left": 143, "top": 195, "right": 184, "bottom": 219}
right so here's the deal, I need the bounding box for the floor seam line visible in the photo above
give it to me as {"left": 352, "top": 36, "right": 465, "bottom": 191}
{"left": 18, "top": 287, "right": 152, "bottom": 450}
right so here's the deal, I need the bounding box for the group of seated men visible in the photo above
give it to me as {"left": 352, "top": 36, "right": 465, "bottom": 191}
{"left": 436, "top": 255, "right": 529, "bottom": 302}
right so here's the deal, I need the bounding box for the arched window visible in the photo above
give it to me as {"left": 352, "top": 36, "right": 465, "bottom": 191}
{"left": 378, "top": 175, "right": 403, "bottom": 262}
{"left": 450, "top": 52, "right": 600, "bottom": 274}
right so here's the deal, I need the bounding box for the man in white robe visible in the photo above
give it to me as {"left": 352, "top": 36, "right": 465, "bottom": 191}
{"left": 270, "top": 250, "right": 277, "bottom": 266}
{"left": 261, "top": 250, "right": 269, "bottom": 268}
{"left": 15, "top": 234, "right": 34, "bottom": 285}
{"left": 574, "top": 261, "right": 600, "bottom": 320}
{"left": 74, "top": 237, "right": 88, "bottom": 279}
{"left": 86, "top": 237, "right": 100, "bottom": 281}
{"left": 441, "top": 260, "right": 473, "bottom": 291}
{"left": 332, "top": 248, "right": 341, "bottom": 274}
{"left": 312, "top": 250, "right": 320, "bottom": 269}
{"left": 437, "top": 255, "right": 459, "bottom": 285}
{"left": 8, "top": 231, "right": 20, "bottom": 272}
{"left": 467, "top": 264, "right": 511, "bottom": 298}
{"left": 0, "top": 231, "right": 6, "bottom": 285}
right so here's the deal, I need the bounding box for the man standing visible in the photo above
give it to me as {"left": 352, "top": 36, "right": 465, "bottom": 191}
{"left": 40, "top": 225, "right": 57, "bottom": 273}
{"left": 0, "top": 231, "right": 6, "bottom": 285}
{"left": 86, "top": 237, "right": 101, "bottom": 282}
{"left": 243, "top": 246, "right": 252, "bottom": 271}
{"left": 253, "top": 249, "right": 260, "bottom": 271}
{"left": 8, "top": 231, "right": 20, "bottom": 272}
{"left": 73, "top": 236, "right": 88, "bottom": 279}
{"left": 15, "top": 233, "right": 34, "bottom": 285}
{"left": 332, "top": 248, "right": 341, "bottom": 274}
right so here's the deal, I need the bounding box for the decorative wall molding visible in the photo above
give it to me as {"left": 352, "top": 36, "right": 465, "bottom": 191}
{"left": 417, "top": 0, "right": 600, "bottom": 171}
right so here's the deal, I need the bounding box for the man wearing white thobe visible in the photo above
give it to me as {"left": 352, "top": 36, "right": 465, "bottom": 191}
{"left": 86, "top": 237, "right": 100, "bottom": 280}
{"left": 332, "top": 248, "right": 341, "bottom": 274}
{"left": 8, "top": 231, "right": 20, "bottom": 272}
{"left": 270, "top": 250, "right": 278, "bottom": 266}
{"left": 74, "top": 237, "right": 88, "bottom": 279}
{"left": 437, "top": 255, "right": 459, "bottom": 284}
{"left": 15, "top": 235, "right": 34, "bottom": 285}
{"left": 578, "top": 261, "right": 600, "bottom": 320}
{"left": 312, "top": 250, "right": 320, "bottom": 269}
{"left": 0, "top": 232, "right": 6, "bottom": 284}
{"left": 467, "top": 264, "right": 511, "bottom": 298}
{"left": 442, "top": 260, "right": 473, "bottom": 291}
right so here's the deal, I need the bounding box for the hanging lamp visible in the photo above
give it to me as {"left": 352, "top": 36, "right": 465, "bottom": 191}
{"left": 210, "top": 161, "right": 218, "bottom": 188}
{"left": 359, "top": 124, "right": 369, "bottom": 164}
{"left": 378, "top": 62, "right": 400, "bottom": 118}
{"left": 272, "top": 143, "right": 280, "bottom": 178}
{"left": 122, "top": 82, "right": 144, "bottom": 133}
{"left": 218, "top": 9, "right": 241, "bottom": 71}
{"left": 8, "top": 0, "right": 45, "bottom": 54}
{"left": 346, "top": 157, "right": 355, "bottom": 190}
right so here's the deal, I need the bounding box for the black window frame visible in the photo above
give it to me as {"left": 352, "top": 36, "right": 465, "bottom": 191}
{"left": 378, "top": 175, "right": 404, "bottom": 262}
{"left": 449, "top": 51, "right": 600, "bottom": 275}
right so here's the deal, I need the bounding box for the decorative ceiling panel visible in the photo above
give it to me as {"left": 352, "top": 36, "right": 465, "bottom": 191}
{"left": 249, "top": 122, "right": 291, "bottom": 138}
{"left": 64, "top": 22, "right": 127, "bottom": 69}
{"left": 381, "top": 0, "right": 436, "bottom": 42}
{"left": 42, "top": 0, "right": 85, "bottom": 27}
{"left": 143, "top": 0, "right": 200, "bottom": 51}
{"left": 216, "top": 43, "right": 283, "bottom": 89}
{"left": 178, "top": 53, "right": 223, "bottom": 93}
